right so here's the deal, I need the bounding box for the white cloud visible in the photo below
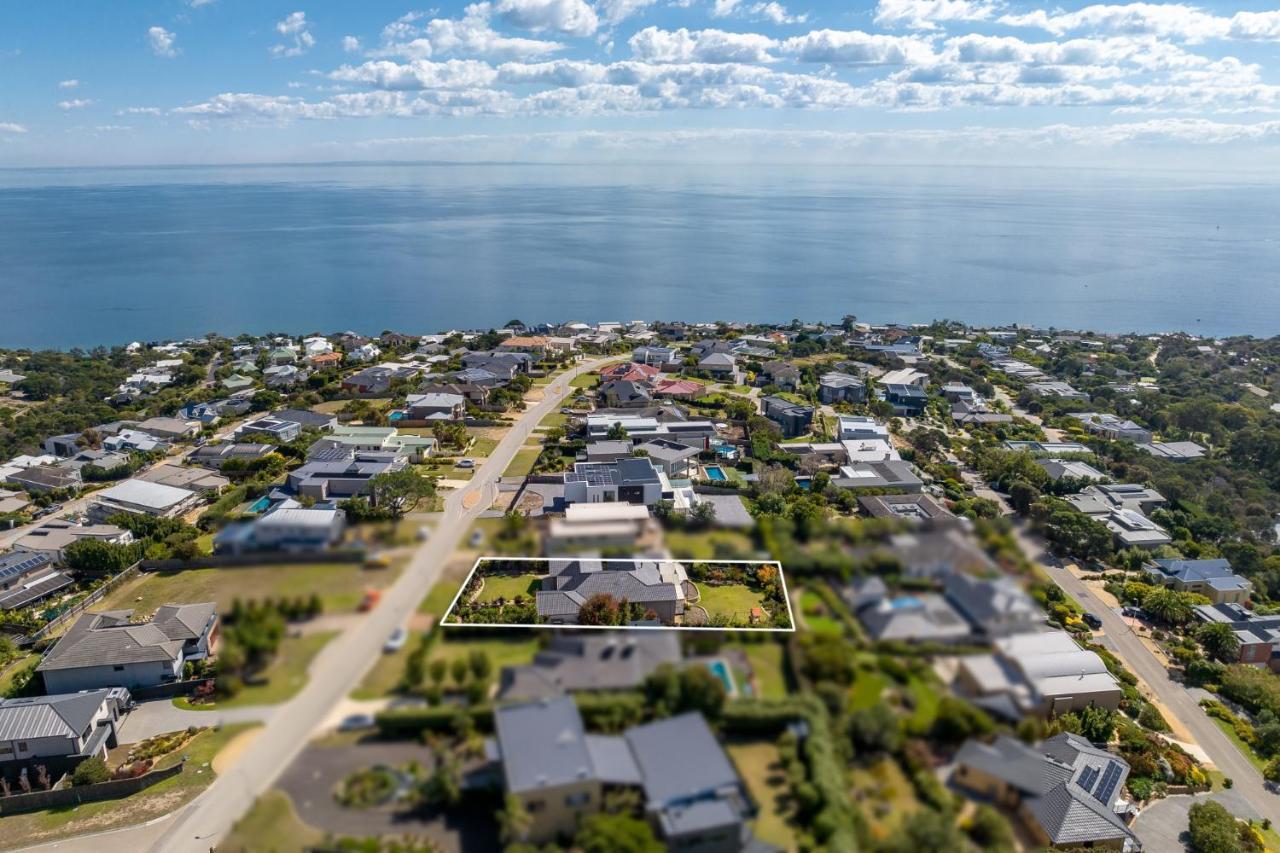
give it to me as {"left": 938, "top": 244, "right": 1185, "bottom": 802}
{"left": 343, "top": 35, "right": 361, "bottom": 52}
{"left": 57, "top": 98, "right": 94, "bottom": 110}
{"left": 999, "top": 4, "right": 1280, "bottom": 43}
{"left": 874, "top": 0, "right": 997, "bottom": 29}
{"left": 58, "top": 79, "right": 80, "bottom": 89}
{"left": 148, "top": 26, "right": 178, "bottom": 58}
{"left": 329, "top": 59, "right": 500, "bottom": 90}
{"left": 780, "top": 30, "right": 936, "bottom": 65}
{"left": 629, "top": 27, "right": 777, "bottom": 63}
{"left": 596, "top": 0, "right": 661, "bottom": 26}
{"left": 373, "top": 5, "right": 565, "bottom": 60}
{"left": 120, "top": 107, "right": 163, "bottom": 116}
{"left": 0, "top": 122, "right": 26, "bottom": 134}
{"left": 495, "top": 0, "right": 598, "bottom": 37}
{"left": 713, "top": 0, "right": 805, "bottom": 24}
{"left": 271, "top": 11, "right": 316, "bottom": 58}
{"left": 189, "top": 0, "right": 217, "bottom": 7}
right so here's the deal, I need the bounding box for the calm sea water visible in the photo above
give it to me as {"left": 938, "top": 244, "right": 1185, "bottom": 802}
{"left": 0, "top": 163, "right": 1276, "bottom": 349}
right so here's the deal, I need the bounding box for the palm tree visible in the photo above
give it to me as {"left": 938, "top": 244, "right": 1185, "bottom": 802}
{"left": 1142, "top": 587, "right": 1193, "bottom": 626}
{"left": 1197, "top": 621, "right": 1241, "bottom": 663}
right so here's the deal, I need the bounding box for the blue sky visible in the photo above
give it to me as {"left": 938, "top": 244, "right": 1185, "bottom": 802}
{"left": 2, "top": 0, "right": 1280, "bottom": 166}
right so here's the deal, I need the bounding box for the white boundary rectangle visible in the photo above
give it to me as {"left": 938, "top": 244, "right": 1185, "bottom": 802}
{"left": 442, "top": 556, "right": 796, "bottom": 633}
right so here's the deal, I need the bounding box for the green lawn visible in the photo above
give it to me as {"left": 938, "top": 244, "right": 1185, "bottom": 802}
{"left": 503, "top": 445, "right": 543, "bottom": 477}
{"left": 728, "top": 742, "right": 797, "bottom": 851}
{"left": 95, "top": 563, "right": 400, "bottom": 615}
{"left": 850, "top": 671, "right": 890, "bottom": 710}
{"left": 731, "top": 641, "right": 788, "bottom": 700}
{"left": 469, "top": 435, "right": 499, "bottom": 457}
{"left": 178, "top": 631, "right": 338, "bottom": 709}
{"left": 665, "top": 529, "right": 756, "bottom": 561}
{"left": 1208, "top": 714, "right": 1270, "bottom": 774}
{"left": 476, "top": 571, "right": 541, "bottom": 603}
{"left": 570, "top": 372, "right": 600, "bottom": 388}
{"left": 696, "top": 582, "right": 767, "bottom": 623}
{"left": 420, "top": 573, "right": 466, "bottom": 616}
{"left": 0, "top": 653, "right": 39, "bottom": 697}
{"left": 538, "top": 411, "right": 569, "bottom": 428}
{"left": 850, "top": 757, "right": 922, "bottom": 841}
{"left": 222, "top": 790, "right": 322, "bottom": 853}
{"left": 798, "top": 588, "right": 843, "bottom": 637}
{"left": 0, "top": 723, "right": 257, "bottom": 848}
{"left": 427, "top": 636, "right": 540, "bottom": 671}
{"left": 352, "top": 637, "right": 419, "bottom": 701}
{"left": 418, "top": 461, "right": 476, "bottom": 480}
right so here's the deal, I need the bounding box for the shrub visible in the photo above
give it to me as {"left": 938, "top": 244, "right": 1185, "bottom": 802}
{"left": 71, "top": 756, "right": 110, "bottom": 786}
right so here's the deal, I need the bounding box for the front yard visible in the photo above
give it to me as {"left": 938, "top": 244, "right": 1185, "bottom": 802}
{"left": 503, "top": 445, "right": 543, "bottom": 477}
{"left": 96, "top": 562, "right": 402, "bottom": 614}
{"left": 0, "top": 723, "right": 257, "bottom": 848}
{"left": 222, "top": 790, "right": 322, "bottom": 853}
{"left": 177, "top": 631, "right": 339, "bottom": 709}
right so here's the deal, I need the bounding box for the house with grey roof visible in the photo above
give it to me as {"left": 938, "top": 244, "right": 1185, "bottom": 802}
{"left": 761, "top": 396, "right": 814, "bottom": 438}
{"left": 0, "top": 550, "right": 72, "bottom": 611}
{"left": 953, "top": 733, "right": 1136, "bottom": 849}
{"left": 1068, "top": 412, "right": 1152, "bottom": 444}
{"left": 818, "top": 372, "right": 865, "bottom": 404}
{"left": 855, "top": 592, "right": 972, "bottom": 643}
{"left": 0, "top": 688, "right": 130, "bottom": 776}
{"left": 1064, "top": 483, "right": 1166, "bottom": 517}
{"left": 563, "top": 457, "right": 664, "bottom": 507}
{"left": 1136, "top": 440, "right": 1206, "bottom": 461}
{"left": 943, "top": 573, "right": 1045, "bottom": 638}
{"left": 85, "top": 479, "right": 202, "bottom": 524}
{"left": 490, "top": 698, "right": 755, "bottom": 850}
{"left": 37, "top": 603, "right": 218, "bottom": 693}
{"left": 1036, "top": 459, "right": 1107, "bottom": 483}
{"left": 188, "top": 442, "right": 278, "bottom": 470}
{"left": 857, "top": 493, "right": 956, "bottom": 526}
{"left": 1145, "top": 558, "right": 1251, "bottom": 605}
{"left": 497, "top": 631, "right": 681, "bottom": 700}
{"left": 286, "top": 449, "right": 407, "bottom": 502}
{"left": 635, "top": 439, "right": 700, "bottom": 479}
{"left": 535, "top": 559, "right": 691, "bottom": 625}
{"left": 832, "top": 460, "right": 924, "bottom": 493}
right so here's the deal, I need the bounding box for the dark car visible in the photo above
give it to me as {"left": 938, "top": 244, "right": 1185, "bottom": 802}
{"left": 1082, "top": 612, "right": 1103, "bottom": 629}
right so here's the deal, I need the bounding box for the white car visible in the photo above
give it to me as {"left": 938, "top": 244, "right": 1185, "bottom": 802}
{"left": 456, "top": 458, "right": 475, "bottom": 469}
{"left": 338, "top": 713, "right": 376, "bottom": 732}
{"left": 383, "top": 627, "right": 408, "bottom": 653}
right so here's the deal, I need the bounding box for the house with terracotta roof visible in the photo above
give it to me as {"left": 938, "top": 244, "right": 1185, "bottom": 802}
{"left": 499, "top": 335, "right": 551, "bottom": 353}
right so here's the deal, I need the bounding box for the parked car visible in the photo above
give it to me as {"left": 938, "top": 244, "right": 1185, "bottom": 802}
{"left": 456, "top": 458, "right": 475, "bottom": 469}
{"left": 383, "top": 627, "right": 408, "bottom": 653}
{"left": 1122, "top": 605, "right": 1145, "bottom": 619}
{"left": 338, "top": 713, "right": 376, "bottom": 731}
{"left": 1082, "top": 612, "right": 1103, "bottom": 629}
{"left": 469, "top": 530, "right": 484, "bottom": 547}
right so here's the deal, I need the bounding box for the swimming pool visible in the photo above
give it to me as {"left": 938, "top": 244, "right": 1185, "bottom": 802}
{"left": 888, "top": 596, "right": 923, "bottom": 610}
{"left": 247, "top": 496, "right": 271, "bottom": 513}
{"left": 707, "top": 659, "right": 735, "bottom": 695}
{"left": 705, "top": 466, "right": 727, "bottom": 481}
{"left": 388, "top": 411, "right": 405, "bottom": 421}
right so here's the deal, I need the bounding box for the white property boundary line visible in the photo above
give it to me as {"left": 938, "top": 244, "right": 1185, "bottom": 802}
{"left": 443, "top": 556, "right": 797, "bottom": 633}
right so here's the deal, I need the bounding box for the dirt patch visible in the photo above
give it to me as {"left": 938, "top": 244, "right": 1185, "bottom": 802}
{"left": 462, "top": 490, "right": 483, "bottom": 509}
{"left": 213, "top": 727, "right": 263, "bottom": 775}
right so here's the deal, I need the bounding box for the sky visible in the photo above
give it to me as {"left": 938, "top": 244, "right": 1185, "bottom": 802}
{"left": 2, "top": 0, "right": 1280, "bottom": 168}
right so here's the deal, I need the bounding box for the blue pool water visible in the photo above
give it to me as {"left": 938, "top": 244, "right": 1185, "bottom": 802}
{"left": 248, "top": 496, "right": 271, "bottom": 513}
{"left": 388, "top": 411, "right": 405, "bottom": 421}
{"left": 888, "top": 596, "right": 922, "bottom": 610}
{"left": 708, "top": 660, "right": 735, "bottom": 694}
{"left": 705, "top": 466, "right": 727, "bottom": 481}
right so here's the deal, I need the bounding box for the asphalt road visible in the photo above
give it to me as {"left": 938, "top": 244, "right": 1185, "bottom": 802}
{"left": 1034, "top": 527, "right": 1279, "bottom": 824}
{"left": 144, "top": 357, "right": 611, "bottom": 853}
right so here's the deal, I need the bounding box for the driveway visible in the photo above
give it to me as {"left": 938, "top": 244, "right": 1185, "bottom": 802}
{"left": 275, "top": 740, "right": 498, "bottom": 852}
{"left": 118, "top": 699, "right": 273, "bottom": 743}
{"left": 1132, "top": 790, "right": 1261, "bottom": 851}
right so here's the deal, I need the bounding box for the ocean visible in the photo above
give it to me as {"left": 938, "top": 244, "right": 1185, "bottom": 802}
{"left": 0, "top": 163, "right": 1276, "bottom": 349}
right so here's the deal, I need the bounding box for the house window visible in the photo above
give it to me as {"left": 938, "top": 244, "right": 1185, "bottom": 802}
{"left": 17, "top": 742, "right": 28, "bottom": 752}
{"left": 113, "top": 665, "right": 125, "bottom": 672}
{"left": 565, "top": 791, "right": 590, "bottom": 807}
{"left": 526, "top": 799, "right": 544, "bottom": 813}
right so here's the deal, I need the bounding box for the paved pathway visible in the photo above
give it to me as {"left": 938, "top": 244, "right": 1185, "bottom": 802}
{"left": 1132, "top": 789, "right": 1260, "bottom": 851}
{"left": 144, "top": 357, "right": 614, "bottom": 853}
{"left": 117, "top": 699, "right": 273, "bottom": 743}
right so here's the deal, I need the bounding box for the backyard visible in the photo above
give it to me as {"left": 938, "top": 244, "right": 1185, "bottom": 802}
{"left": 696, "top": 582, "right": 768, "bottom": 623}
{"left": 727, "top": 741, "right": 797, "bottom": 851}
{"left": 474, "top": 570, "right": 541, "bottom": 604}
{"left": 797, "top": 588, "right": 843, "bottom": 637}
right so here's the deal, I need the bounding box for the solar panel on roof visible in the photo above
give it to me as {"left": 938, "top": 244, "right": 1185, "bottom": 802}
{"left": 0, "top": 552, "right": 51, "bottom": 582}
{"left": 1094, "top": 762, "right": 1122, "bottom": 804}
{"left": 1075, "top": 764, "right": 1100, "bottom": 793}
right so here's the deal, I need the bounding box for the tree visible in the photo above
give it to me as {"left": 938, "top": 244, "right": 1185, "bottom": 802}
{"left": 368, "top": 468, "right": 435, "bottom": 517}
{"left": 63, "top": 538, "right": 139, "bottom": 574}
{"left": 71, "top": 756, "right": 110, "bottom": 786}
{"left": 574, "top": 813, "right": 664, "bottom": 853}
{"left": 577, "top": 592, "right": 623, "bottom": 626}
{"left": 1188, "top": 800, "right": 1259, "bottom": 853}
{"left": 1198, "top": 622, "right": 1242, "bottom": 664}
{"left": 848, "top": 704, "right": 902, "bottom": 755}
{"left": 498, "top": 793, "right": 533, "bottom": 845}
{"left": 467, "top": 649, "right": 491, "bottom": 682}
{"left": 881, "top": 809, "right": 967, "bottom": 853}
{"left": 1008, "top": 480, "right": 1040, "bottom": 515}
{"left": 1076, "top": 705, "right": 1117, "bottom": 744}
{"left": 930, "top": 696, "right": 994, "bottom": 744}
{"left": 966, "top": 804, "right": 1015, "bottom": 853}
{"left": 1143, "top": 586, "right": 1195, "bottom": 626}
